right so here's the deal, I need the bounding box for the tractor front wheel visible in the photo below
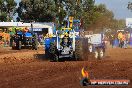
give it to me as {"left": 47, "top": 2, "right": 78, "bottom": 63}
{"left": 49, "top": 43, "right": 58, "bottom": 62}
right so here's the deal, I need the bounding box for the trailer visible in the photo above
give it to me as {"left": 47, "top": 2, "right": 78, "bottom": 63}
{"left": 85, "top": 33, "right": 105, "bottom": 59}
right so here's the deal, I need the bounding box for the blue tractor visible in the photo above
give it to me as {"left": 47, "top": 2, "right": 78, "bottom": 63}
{"left": 44, "top": 19, "right": 89, "bottom": 61}
{"left": 12, "top": 29, "right": 38, "bottom": 50}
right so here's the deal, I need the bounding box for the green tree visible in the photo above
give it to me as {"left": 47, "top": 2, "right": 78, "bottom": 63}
{"left": 16, "top": 0, "right": 95, "bottom": 23}
{"left": 16, "top": 0, "right": 124, "bottom": 33}
{"left": 80, "top": 0, "right": 96, "bottom": 29}
{"left": 86, "top": 4, "right": 125, "bottom": 33}
{"left": 0, "top": 0, "right": 17, "bottom": 21}
{"left": 17, "top": 0, "right": 58, "bottom": 22}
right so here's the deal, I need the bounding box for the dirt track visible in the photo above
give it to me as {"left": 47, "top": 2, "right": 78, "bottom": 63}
{"left": 0, "top": 46, "right": 132, "bottom": 88}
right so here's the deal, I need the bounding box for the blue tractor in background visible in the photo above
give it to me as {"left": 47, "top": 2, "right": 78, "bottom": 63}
{"left": 44, "top": 18, "right": 89, "bottom": 61}
{"left": 12, "top": 29, "right": 38, "bottom": 50}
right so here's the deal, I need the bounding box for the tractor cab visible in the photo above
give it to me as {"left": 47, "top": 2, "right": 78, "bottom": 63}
{"left": 44, "top": 17, "right": 87, "bottom": 61}
{"left": 58, "top": 28, "right": 73, "bottom": 56}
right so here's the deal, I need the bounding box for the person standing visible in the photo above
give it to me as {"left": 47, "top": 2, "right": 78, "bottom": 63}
{"left": 9, "top": 28, "right": 14, "bottom": 47}
{"left": 3, "top": 28, "right": 7, "bottom": 47}
{"left": 123, "top": 32, "right": 127, "bottom": 49}
{"left": 110, "top": 34, "right": 114, "bottom": 48}
{"left": 118, "top": 32, "right": 123, "bottom": 48}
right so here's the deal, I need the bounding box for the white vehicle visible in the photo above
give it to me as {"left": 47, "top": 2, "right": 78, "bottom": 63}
{"left": 85, "top": 34, "right": 105, "bottom": 59}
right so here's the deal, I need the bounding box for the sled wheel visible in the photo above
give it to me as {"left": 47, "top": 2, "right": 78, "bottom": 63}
{"left": 98, "top": 48, "right": 104, "bottom": 59}
{"left": 94, "top": 49, "right": 99, "bottom": 59}
{"left": 88, "top": 44, "right": 93, "bottom": 53}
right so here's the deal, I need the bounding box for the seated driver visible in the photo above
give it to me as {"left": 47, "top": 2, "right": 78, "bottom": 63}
{"left": 61, "top": 32, "right": 71, "bottom": 47}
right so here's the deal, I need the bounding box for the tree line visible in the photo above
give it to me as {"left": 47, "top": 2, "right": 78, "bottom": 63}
{"left": 0, "top": 0, "right": 127, "bottom": 32}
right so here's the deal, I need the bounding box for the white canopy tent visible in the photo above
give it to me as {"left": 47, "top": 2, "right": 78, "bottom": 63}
{"left": 0, "top": 22, "right": 55, "bottom": 34}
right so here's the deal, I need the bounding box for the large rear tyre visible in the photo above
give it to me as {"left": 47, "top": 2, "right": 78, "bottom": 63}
{"left": 53, "top": 54, "right": 59, "bottom": 62}
{"left": 74, "top": 38, "right": 88, "bottom": 61}
{"left": 49, "top": 54, "right": 59, "bottom": 62}
{"left": 74, "top": 40, "right": 83, "bottom": 61}
{"left": 49, "top": 43, "right": 59, "bottom": 62}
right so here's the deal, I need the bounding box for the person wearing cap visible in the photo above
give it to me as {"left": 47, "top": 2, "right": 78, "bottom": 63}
{"left": 61, "top": 32, "right": 71, "bottom": 47}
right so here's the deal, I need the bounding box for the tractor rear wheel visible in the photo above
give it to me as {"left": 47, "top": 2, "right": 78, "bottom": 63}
{"left": 49, "top": 43, "right": 58, "bottom": 62}
{"left": 74, "top": 40, "right": 83, "bottom": 60}
{"left": 74, "top": 38, "right": 88, "bottom": 61}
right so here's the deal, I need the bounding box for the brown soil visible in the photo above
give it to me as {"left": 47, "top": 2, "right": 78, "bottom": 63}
{"left": 0, "top": 46, "right": 131, "bottom": 88}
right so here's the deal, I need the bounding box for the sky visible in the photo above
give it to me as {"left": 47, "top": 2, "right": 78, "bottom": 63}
{"left": 14, "top": 0, "right": 132, "bottom": 21}
{"left": 95, "top": 0, "right": 132, "bottom": 20}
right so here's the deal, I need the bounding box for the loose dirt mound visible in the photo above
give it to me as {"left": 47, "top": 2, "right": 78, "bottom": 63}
{"left": 0, "top": 46, "right": 46, "bottom": 64}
